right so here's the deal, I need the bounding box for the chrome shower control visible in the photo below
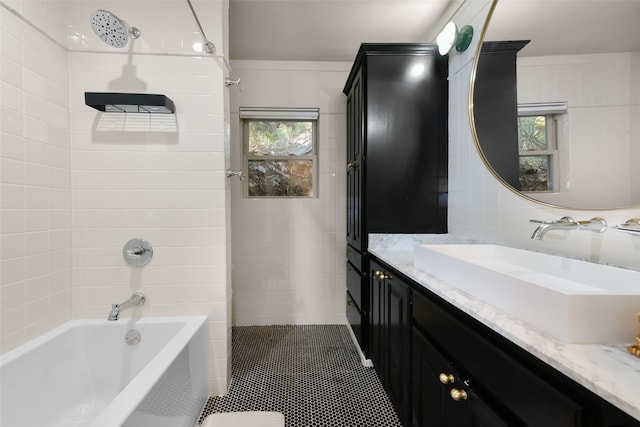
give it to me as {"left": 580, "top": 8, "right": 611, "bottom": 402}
{"left": 226, "top": 169, "right": 246, "bottom": 180}
{"left": 225, "top": 77, "right": 242, "bottom": 87}
{"left": 123, "top": 238, "right": 153, "bottom": 267}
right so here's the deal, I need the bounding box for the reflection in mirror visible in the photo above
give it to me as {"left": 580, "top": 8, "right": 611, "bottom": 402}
{"left": 472, "top": 0, "right": 640, "bottom": 209}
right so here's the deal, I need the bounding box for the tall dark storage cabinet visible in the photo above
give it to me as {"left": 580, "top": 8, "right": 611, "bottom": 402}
{"left": 343, "top": 43, "right": 448, "bottom": 387}
{"left": 473, "top": 40, "right": 529, "bottom": 190}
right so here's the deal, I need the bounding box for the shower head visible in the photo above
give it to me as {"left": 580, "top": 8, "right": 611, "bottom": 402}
{"left": 90, "top": 10, "right": 140, "bottom": 48}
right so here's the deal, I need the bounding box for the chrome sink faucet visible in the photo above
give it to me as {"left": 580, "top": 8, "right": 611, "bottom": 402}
{"left": 108, "top": 292, "right": 146, "bottom": 321}
{"left": 529, "top": 216, "right": 607, "bottom": 241}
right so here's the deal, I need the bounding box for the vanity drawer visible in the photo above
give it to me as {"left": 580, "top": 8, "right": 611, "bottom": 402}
{"left": 346, "top": 291, "right": 364, "bottom": 350}
{"left": 346, "top": 244, "right": 364, "bottom": 272}
{"left": 347, "top": 261, "right": 364, "bottom": 311}
{"left": 412, "top": 288, "right": 584, "bottom": 427}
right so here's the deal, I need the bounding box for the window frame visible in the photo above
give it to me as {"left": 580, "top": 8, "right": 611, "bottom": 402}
{"left": 240, "top": 107, "right": 319, "bottom": 198}
{"left": 517, "top": 102, "right": 567, "bottom": 193}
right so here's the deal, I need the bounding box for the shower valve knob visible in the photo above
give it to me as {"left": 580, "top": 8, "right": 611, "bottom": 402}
{"left": 225, "top": 77, "right": 241, "bottom": 87}
{"left": 123, "top": 239, "right": 153, "bottom": 267}
{"left": 226, "top": 169, "right": 246, "bottom": 180}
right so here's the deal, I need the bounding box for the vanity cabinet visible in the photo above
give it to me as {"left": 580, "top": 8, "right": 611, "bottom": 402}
{"left": 369, "top": 260, "right": 411, "bottom": 426}
{"left": 412, "top": 288, "right": 583, "bottom": 427}
{"left": 343, "top": 43, "right": 448, "bottom": 357}
{"left": 370, "top": 256, "right": 640, "bottom": 427}
{"left": 411, "top": 326, "right": 510, "bottom": 427}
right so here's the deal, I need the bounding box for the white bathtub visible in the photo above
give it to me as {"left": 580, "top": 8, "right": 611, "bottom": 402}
{"left": 0, "top": 317, "right": 209, "bottom": 427}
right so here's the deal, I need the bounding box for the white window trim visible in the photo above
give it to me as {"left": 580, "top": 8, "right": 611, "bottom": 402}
{"left": 240, "top": 108, "right": 319, "bottom": 121}
{"left": 240, "top": 107, "right": 319, "bottom": 198}
{"left": 517, "top": 102, "right": 567, "bottom": 193}
{"left": 517, "top": 102, "right": 567, "bottom": 116}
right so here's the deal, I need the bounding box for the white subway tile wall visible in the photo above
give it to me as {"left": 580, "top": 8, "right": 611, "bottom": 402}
{"left": 1, "top": 6, "right": 72, "bottom": 352}
{"left": 228, "top": 61, "right": 349, "bottom": 326}
{"left": 1, "top": 0, "right": 231, "bottom": 395}
{"left": 68, "top": 52, "right": 229, "bottom": 394}
{"left": 447, "top": 1, "right": 640, "bottom": 271}
{"left": 517, "top": 53, "right": 640, "bottom": 208}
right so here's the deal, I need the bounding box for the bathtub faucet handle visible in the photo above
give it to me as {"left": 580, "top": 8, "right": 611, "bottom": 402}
{"left": 128, "top": 246, "right": 145, "bottom": 256}
{"left": 123, "top": 239, "right": 153, "bottom": 267}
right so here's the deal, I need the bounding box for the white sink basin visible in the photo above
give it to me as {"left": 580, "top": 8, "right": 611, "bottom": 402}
{"left": 413, "top": 244, "right": 640, "bottom": 344}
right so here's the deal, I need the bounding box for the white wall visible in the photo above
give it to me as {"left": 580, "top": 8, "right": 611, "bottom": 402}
{"left": 631, "top": 53, "right": 640, "bottom": 203}
{"left": 228, "top": 60, "right": 349, "bottom": 325}
{"left": 448, "top": 0, "right": 640, "bottom": 271}
{"left": 68, "top": 51, "right": 229, "bottom": 393}
{"left": 517, "top": 52, "right": 639, "bottom": 209}
{"left": 0, "top": 0, "right": 231, "bottom": 394}
{"left": 0, "top": 4, "right": 72, "bottom": 352}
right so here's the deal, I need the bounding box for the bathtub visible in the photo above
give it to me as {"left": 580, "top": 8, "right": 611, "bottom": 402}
{"left": 0, "top": 316, "right": 209, "bottom": 427}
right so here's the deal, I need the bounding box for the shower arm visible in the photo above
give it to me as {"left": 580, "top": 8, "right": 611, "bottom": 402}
{"left": 186, "top": 0, "right": 216, "bottom": 54}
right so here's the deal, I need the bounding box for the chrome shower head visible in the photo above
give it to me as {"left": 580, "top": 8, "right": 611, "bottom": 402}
{"left": 90, "top": 10, "right": 140, "bottom": 48}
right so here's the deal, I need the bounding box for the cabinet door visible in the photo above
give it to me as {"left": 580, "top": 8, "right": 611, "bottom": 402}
{"left": 386, "top": 272, "right": 411, "bottom": 425}
{"left": 412, "top": 326, "right": 448, "bottom": 427}
{"left": 462, "top": 395, "right": 511, "bottom": 427}
{"left": 369, "top": 261, "right": 385, "bottom": 371}
{"left": 412, "top": 326, "right": 511, "bottom": 427}
{"left": 346, "top": 69, "right": 364, "bottom": 251}
{"left": 365, "top": 53, "right": 448, "bottom": 234}
{"left": 413, "top": 289, "right": 584, "bottom": 427}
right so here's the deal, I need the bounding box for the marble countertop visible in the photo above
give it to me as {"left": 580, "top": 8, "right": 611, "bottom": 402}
{"left": 368, "top": 234, "right": 640, "bottom": 421}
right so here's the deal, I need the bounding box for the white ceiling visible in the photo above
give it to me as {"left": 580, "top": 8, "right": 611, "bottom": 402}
{"left": 485, "top": 0, "right": 640, "bottom": 57}
{"left": 228, "top": 0, "right": 453, "bottom": 61}
{"left": 228, "top": 0, "right": 640, "bottom": 61}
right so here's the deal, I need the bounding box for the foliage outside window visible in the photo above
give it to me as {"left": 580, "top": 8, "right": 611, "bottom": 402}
{"left": 240, "top": 108, "right": 319, "bottom": 197}
{"left": 517, "top": 103, "right": 566, "bottom": 192}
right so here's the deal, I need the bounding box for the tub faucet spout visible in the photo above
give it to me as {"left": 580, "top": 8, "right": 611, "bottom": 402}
{"left": 107, "top": 292, "right": 146, "bottom": 321}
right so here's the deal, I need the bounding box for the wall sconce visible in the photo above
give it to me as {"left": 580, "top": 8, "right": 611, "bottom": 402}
{"left": 436, "top": 22, "right": 474, "bottom": 56}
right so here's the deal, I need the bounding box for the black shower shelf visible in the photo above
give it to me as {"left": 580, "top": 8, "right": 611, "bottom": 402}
{"left": 84, "top": 92, "right": 175, "bottom": 114}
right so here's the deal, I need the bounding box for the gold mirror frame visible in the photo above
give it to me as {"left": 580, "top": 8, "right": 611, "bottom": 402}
{"left": 468, "top": 0, "right": 639, "bottom": 211}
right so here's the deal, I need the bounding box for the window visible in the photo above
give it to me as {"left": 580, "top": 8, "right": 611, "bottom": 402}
{"left": 240, "top": 108, "right": 319, "bottom": 197}
{"left": 517, "top": 102, "right": 567, "bottom": 192}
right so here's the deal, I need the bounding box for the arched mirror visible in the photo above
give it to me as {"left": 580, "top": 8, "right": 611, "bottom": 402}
{"left": 471, "top": 0, "right": 640, "bottom": 210}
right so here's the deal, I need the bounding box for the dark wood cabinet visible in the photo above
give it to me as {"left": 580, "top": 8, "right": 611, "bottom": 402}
{"left": 346, "top": 67, "right": 364, "bottom": 253}
{"left": 344, "top": 43, "right": 448, "bottom": 357}
{"left": 344, "top": 43, "right": 448, "bottom": 240}
{"left": 346, "top": 245, "right": 367, "bottom": 351}
{"left": 369, "top": 260, "right": 385, "bottom": 371}
{"left": 413, "top": 287, "right": 583, "bottom": 427}
{"left": 473, "top": 40, "right": 529, "bottom": 190}
{"left": 370, "top": 260, "right": 411, "bottom": 426}
{"left": 346, "top": 260, "right": 366, "bottom": 349}
{"left": 411, "top": 327, "right": 510, "bottom": 427}
{"left": 370, "top": 255, "right": 640, "bottom": 427}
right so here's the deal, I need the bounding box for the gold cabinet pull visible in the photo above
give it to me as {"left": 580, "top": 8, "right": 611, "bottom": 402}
{"left": 373, "top": 270, "right": 392, "bottom": 280}
{"left": 450, "top": 388, "right": 468, "bottom": 401}
{"left": 439, "top": 373, "right": 455, "bottom": 384}
{"left": 347, "top": 162, "right": 354, "bottom": 169}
